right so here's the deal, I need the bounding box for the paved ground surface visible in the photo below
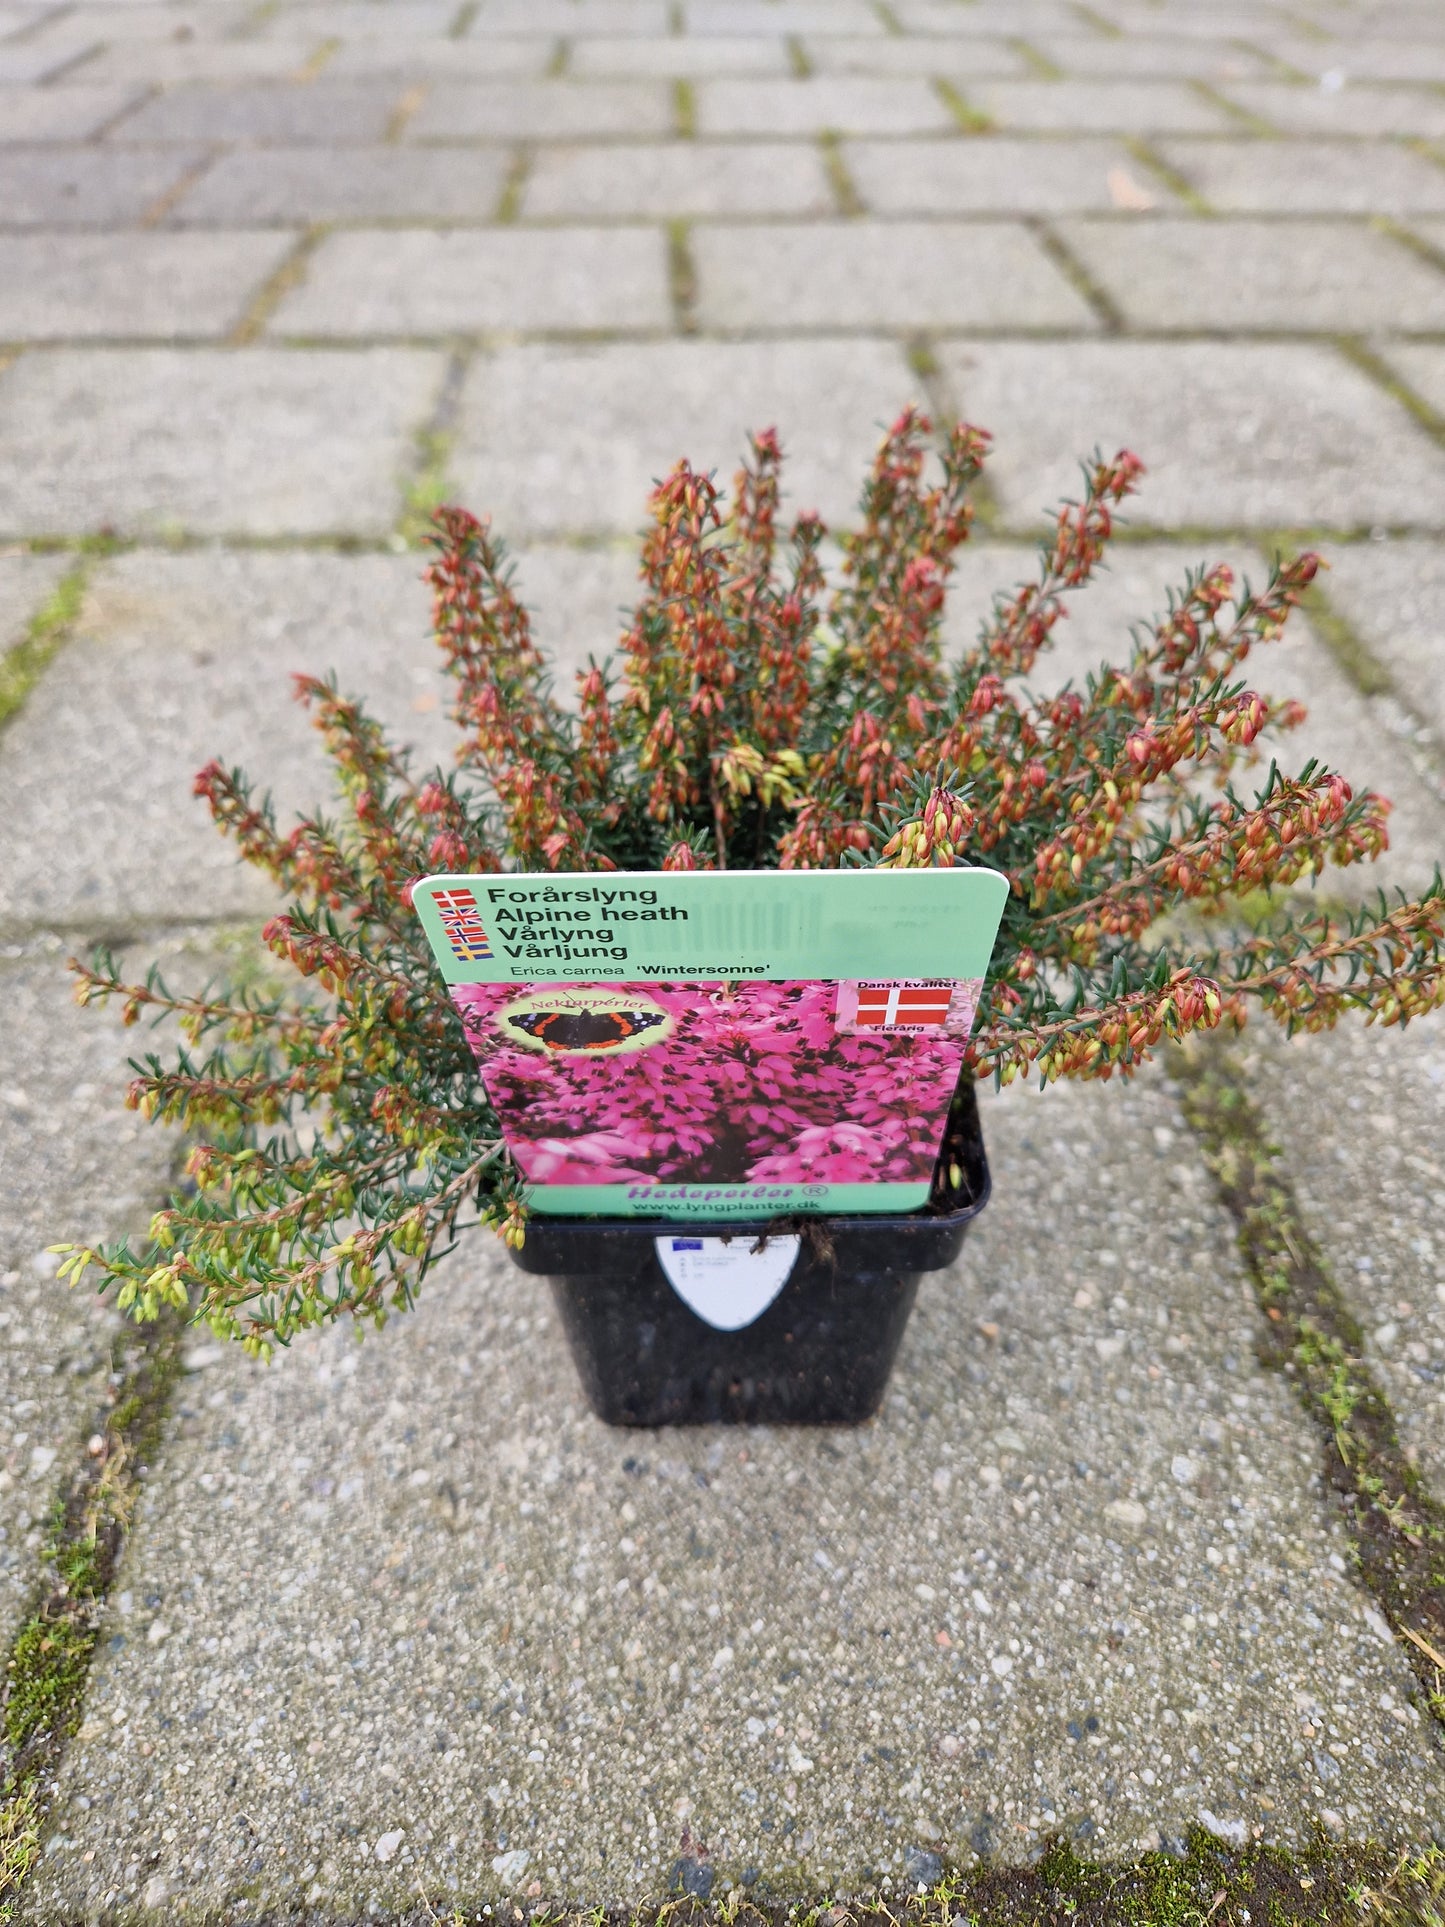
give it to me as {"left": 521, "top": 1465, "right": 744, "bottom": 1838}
{"left": 2, "top": 0, "right": 1445, "bottom": 1916}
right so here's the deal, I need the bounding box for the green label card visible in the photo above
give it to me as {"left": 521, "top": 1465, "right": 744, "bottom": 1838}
{"left": 413, "top": 868, "right": 1008, "bottom": 1222}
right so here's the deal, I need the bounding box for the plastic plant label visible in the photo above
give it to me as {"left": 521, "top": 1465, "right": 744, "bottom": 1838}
{"left": 413, "top": 867, "right": 1008, "bottom": 1221}
{"left": 655, "top": 1234, "right": 801, "bottom": 1330}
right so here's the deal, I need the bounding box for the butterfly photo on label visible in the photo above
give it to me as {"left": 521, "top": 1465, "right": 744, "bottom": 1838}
{"left": 505, "top": 1007, "right": 669, "bottom": 1053}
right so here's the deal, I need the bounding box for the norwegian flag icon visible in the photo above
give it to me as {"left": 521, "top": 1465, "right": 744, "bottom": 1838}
{"left": 852, "top": 983, "right": 954, "bottom": 1029}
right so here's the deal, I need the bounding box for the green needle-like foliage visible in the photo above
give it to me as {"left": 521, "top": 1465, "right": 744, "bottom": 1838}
{"left": 54, "top": 412, "right": 1445, "bottom": 1353}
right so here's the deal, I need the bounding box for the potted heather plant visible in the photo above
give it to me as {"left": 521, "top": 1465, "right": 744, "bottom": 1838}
{"left": 56, "top": 413, "right": 1445, "bottom": 1426}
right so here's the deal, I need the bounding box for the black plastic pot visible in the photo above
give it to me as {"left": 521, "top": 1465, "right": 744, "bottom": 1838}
{"left": 508, "top": 1081, "right": 990, "bottom": 1427}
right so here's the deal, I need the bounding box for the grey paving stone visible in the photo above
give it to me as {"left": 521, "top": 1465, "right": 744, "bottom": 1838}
{"left": 1313, "top": 2, "right": 1445, "bottom": 35}
{"left": 466, "top": 0, "right": 668, "bottom": 31}
{"left": 75, "top": 39, "right": 323, "bottom": 82}
{"left": 450, "top": 336, "right": 921, "bottom": 536}
{"left": 569, "top": 34, "right": 789, "bottom": 77}
{"left": 693, "top": 220, "right": 1100, "bottom": 333}
{"left": 844, "top": 137, "right": 1179, "bottom": 214}
{"left": 0, "top": 946, "right": 178, "bottom": 1653}
{"left": 170, "top": 144, "right": 509, "bottom": 224}
{"left": 1263, "top": 39, "right": 1445, "bottom": 84}
{"left": 1378, "top": 342, "right": 1445, "bottom": 420}
{"left": 404, "top": 77, "right": 672, "bottom": 140}
{"left": 24, "top": 2, "right": 252, "bottom": 43}
{"left": 521, "top": 141, "right": 833, "bottom": 219}
{"left": 1042, "top": 35, "right": 1271, "bottom": 80}
{"left": 1217, "top": 82, "right": 1445, "bottom": 139}
{"left": 966, "top": 80, "right": 1238, "bottom": 133}
{"left": 1247, "top": 605, "right": 1445, "bottom": 902}
{"left": 0, "top": 551, "right": 454, "bottom": 931}
{"left": 0, "top": 550, "right": 65, "bottom": 653}
{"left": 0, "top": 346, "right": 443, "bottom": 536}
{"left": 1324, "top": 536, "right": 1445, "bottom": 740}
{"left": 1155, "top": 138, "right": 1445, "bottom": 215}
{"left": 684, "top": 0, "right": 883, "bottom": 33}
{"left": 0, "top": 84, "right": 142, "bottom": 140}
{"left": 944, "top": 539, "right": 1445, "bottom": 902}
{"left": 0, "top": 143, "right": 206, "bottom": 228}
{"left": 22, "top": 1071, "right": 1445, "bottom": 1920}
{"left": 803, "top": 35, "right": 1029, "bottom": 78}
{"left": 0, "top": 2, "right": 63, "bottom": 34}
{"left": 513, "top": 540, "right": 643, "bottom": 689}
{"left": 891, "top": 0, "right": 1081, "bottom": 29}
{"left": 1081, "top": 5, "right": 1299, "bottom": 36}
{"left": 696, "top": 76, "right": 955, "bottom": 138}
{"left": 939, "top": 339, "right": 1445, "bottom": 532}
{"left": 0, "top": 230, "right": 294, "bottom": 340}
{"left": 325, "top": 36, "right": 552, "bottom": 76}
{"left": 271, "top": 227, "right": 671, "bottom": 337}
{"left": 256, "top": 0, "right": 461, "bottom": 36}
{"left": 1058, "top": 217, "right": 1445, "bottom": 334}
{"left": 0, "top": 41, "right": 93, "bottom": 78}
{"left": 1244, "top": 1018, "right": 1445, "bottom": 1493}
{"left": 115, "top": 77, "right": 405, "bottom": 144}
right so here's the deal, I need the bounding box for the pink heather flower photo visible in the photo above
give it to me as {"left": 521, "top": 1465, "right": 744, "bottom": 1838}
{"left": 452, "top": 979, "right": 982, "bottom": 1191}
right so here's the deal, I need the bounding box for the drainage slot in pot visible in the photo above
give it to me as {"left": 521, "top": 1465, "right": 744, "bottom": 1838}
{"left": 655, "top": 1234, "right": 801, "bottom": 1332}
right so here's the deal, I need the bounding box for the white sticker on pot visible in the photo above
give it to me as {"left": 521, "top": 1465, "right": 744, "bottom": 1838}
{"left": 655, "top": 1235, "right": 800, "bottom": 1331}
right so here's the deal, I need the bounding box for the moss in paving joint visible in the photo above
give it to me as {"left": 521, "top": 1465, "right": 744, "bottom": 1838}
{"left": 819, "top": 132, "right": 864, "bottom": 218}
{"left": 1191, "top": 79, "right": 1279, "bottom": 137}
{"left": 1275, "top": 7, "right": 1333, "bottom": 41}
{"left": 356, "top": 1840, "right": 1444, "bottom": 1926}
{"left": 1027, "top": 219, "right": 1125, "bottom": 331}
{"left": 292, "top": 33, "right": 340, "bottom": 80}
{"left": 668, "top": 220, "right": 699, "bottom": 335}
{"left": 93, "top": 88, "right": 154, "bottom": 140}
{"left": 1011, "top": 37, "right": 1063, "bottom": 81}
{"left": 1123, "top": 137, "right": 1214, "bottom": 216}
{"left": 398, "top": 425, "right": 457, "bottom": 549}
{"left": 1375, "top": 212, "right": 1445, "bottom": 280}
{"left": 1335, "top": 335, "right": 1445, "bottom": 451}
{"left": 1237, "top": 37, "right": 1311, "bottom": 83}
{"left": 397, "top": 351, "right": 466, "bottom": 548}
{"left": 786, "top": 37, "right": 811, "bottom": 80}
{"left": 141, "top": 148, "right": 220, "bottom": 226}
{"left": 545, "top": 37, "right": 569, "bottom": 77}
{"left": 905, "top": 339, "right": 939, "bottom": 386}
{"left": 1171, "top": 1040, "right": 1445, "bottom": 1730}
{"left": 1068, "top": 0, "right": 1122, "bottom": 35}
{"left": 0, "top": 1305, "right": 187, "bottom": 1916}
{"left": 874, "top": 0, "right": 902, "bottom": 33}
{"left": 934, "top": 79, "right": 994, "bottom": 135}
{"left": 1289, "top": 575, "right": 1445, "bottom": 804}
{"left": 674, "top": 78, "right": 697, "bottom": 139}
{"left": 448, "top": 0, "right": 479, "bottom": 35}
{"left": 386, "top": 82, "right": 429, "bottom": 142}
{"left": 496, "top": 146, "right": 532, "bottom": 223}
{"left": 1287, "top": 572, "right": 1445, "bottom": 800}
{"left": 227, "top": 224, "right": 327, "bottom": 346}
{"left": 0, "top": 558, "right": 89, "bottom": 739}
{"left": 1294, "top": 577, "right": 1395, "bottom": 700}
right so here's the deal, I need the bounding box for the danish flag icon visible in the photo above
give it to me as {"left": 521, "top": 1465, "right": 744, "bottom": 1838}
{"left": 852, "top": 983, "right": 954, "bottom": 1029}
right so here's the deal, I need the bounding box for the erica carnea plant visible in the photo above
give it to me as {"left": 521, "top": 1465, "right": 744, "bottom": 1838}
{"left": 56, "top": 411, "right": 1445, "bottom": 1352}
